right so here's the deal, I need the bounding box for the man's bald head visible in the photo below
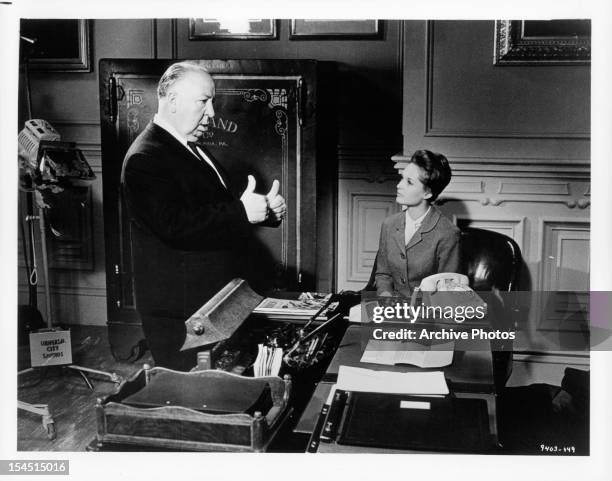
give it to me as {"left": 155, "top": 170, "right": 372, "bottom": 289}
{"left": 157, "top": 61, "right": 216, "bottom": 142}
{"left": 157, "top": 61, "right": 213, "bottom": 99}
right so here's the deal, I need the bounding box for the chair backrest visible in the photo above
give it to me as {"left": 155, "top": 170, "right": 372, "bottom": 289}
{"left": 460, "top": 227, "right": 522, "bottom": 292}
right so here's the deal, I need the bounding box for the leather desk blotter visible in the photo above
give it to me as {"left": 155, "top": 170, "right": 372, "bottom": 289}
{"left": 338, "top": 392, "right": 490, "bottom": 452}
{"left": 122, "top": 371, "right": 272, "bottom": 415}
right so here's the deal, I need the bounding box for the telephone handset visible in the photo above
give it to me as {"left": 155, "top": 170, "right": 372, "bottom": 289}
{"left": 418, "top": 273, "right": 469, "bottom": 292}
{"left": 409, "top": 272, "right": 482, "bottom": 315}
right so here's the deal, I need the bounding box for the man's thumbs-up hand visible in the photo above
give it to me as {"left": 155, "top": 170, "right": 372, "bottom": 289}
{"left": 266, "top": 180, "right": 279, "bottom": 200}
{"left": 240, "top": 175, "right": 268, "bottom": 223}
{"left": 244, "top": 174, "right": 257, "bottom": 194}
{"left": 266, "top": 179, "right": 287, "bottom": 222}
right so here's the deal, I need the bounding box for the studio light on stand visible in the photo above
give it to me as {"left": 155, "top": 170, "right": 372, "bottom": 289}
{"left": 17, "top": 36, "right": 122, "bottom": 440}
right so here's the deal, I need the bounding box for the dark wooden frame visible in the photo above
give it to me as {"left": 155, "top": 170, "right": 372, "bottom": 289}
{"left": 290, "top": 19, "right": 382, "bottom": 39}
{"left": 188, "top": 18, "right": 278, "bottom": 40}
{"left": 20, "top": 19, "right": 91, "bottom": 72}
{"left": 494, "top": 20, "right": 590, "bottom": 65}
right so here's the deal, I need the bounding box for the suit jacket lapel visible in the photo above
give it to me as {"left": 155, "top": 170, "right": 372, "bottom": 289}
{"left": 392, "top": 213, "right": 406, "bottom": 252}
{"left": 149, "top": 123, "right": 231, "bottom": 190}
{"left": 405, "top": 207, "right": 441, "bottom": 251}
{"left": 149, "top": 123, "right": 201, "bottom": 170}
{"left": 196, "top": 143, "right": 232, "bottom": 189}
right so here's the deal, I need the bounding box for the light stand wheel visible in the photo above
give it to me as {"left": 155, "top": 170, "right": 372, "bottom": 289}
{"left": 45, "top": 422, "right": 56, "bottom": 440}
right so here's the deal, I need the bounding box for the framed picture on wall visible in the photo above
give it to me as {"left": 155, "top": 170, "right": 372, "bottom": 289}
{"left": 290, "top": 20, "right": 382, "bottom": 39}
{"left": 189, "top": 18, "right": 278, "bottom": 40}
{"left": 494, "top": 20, "right": 591, "bottom": 65}
{"left": 20, "top": 19, "right": 91, "bottom": 72}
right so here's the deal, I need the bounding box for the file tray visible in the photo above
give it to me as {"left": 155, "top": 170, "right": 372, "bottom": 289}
{"left": 94, "top": 367, "right": 292, "bottom": 452}
{"left": 122, "top": 370, "right": 273, "bottom": 415}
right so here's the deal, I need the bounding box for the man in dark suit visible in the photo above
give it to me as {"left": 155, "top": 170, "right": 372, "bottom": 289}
{"left": 121, "top": 62, "right": 286, "bottom": 370}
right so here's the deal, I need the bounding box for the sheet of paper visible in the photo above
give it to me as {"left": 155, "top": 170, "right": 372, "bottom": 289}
{"left": 348, "top": 304, "right": 362, "bottom": 323}
{"left": 360, "top": 340, "right": 454, "bottom": 368}
{"left": 325, "top": 384, "right": 337, "bottom": 405}
{"left": 337, "top": 365, "right": 449, "bottom": 395}
{"left": 254, "top": 344, "right": 283, "bottom": 377}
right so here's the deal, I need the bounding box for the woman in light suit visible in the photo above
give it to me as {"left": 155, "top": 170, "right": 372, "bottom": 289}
{"left": 374, "top": 150, "right": 460, "bottom": 297}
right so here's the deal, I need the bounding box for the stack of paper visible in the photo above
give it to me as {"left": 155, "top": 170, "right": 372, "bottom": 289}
{"left": 254, "top": 344, "right": 283, "bottom": 377}
{"left": 337, "top": 365, "right": 449, "bottom": 395}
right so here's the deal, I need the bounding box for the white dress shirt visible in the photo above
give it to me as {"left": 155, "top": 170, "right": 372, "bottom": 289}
{"left": 405, "top": 206, "right": 431, "bottom": 246}
{"left": 153, "top": 114, "right": 226, "bottom": 188}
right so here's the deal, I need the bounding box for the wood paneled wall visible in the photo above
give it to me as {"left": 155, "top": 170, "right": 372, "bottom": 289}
{"left": 336, "top": 21, "right": 590, "bottom": 375}
{"left": 19, "top": 19, "right": 591, "bottom": 370}
{"left": 18, "top": 18, "right": 404, "bottom": 324}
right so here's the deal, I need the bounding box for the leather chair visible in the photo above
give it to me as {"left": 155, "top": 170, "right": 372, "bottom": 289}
{"left": 460, "top": 227, "right": 522, "bottom": 388}
{"left": 459, "top": 227, "right": 521, "bottom": 293}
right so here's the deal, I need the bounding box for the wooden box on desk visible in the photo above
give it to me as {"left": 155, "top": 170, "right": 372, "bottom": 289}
{"left": 93, "top": 366, "right": 292, "bottom": 452}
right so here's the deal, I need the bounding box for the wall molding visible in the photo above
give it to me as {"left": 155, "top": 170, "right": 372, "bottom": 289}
{"left": 392, "top": 152, "right": 590, "bottom": 179}
{"left": 172, "top": 19, "right": 178, "bottom": 59}
{"left": 47, "top": 119, "right": 100, "bottom": 126}
{"left": 339, "top": 148, "right": 591, "bottom": 209}
{"left": 394, "top": 154, "right": 592, "bottom": 210}
{"left": 454, "top": 216, "right": 526, "bottom": 254}
{"left": 425, "top": 128, "right": 590, "bottom": 140}
{"left": 445, "top": 180, "right": 485, "bottom": 194}
{"left": 423, "top": 21, "right": 590, "bottom": 140}
{"left": 345, "top": 192, "right": 398, "bottom": 284}
{"left": 151, "top": 19, "right": 158, "bottom": 58}
{"left": 396, "top": 20, "right": 405, "bottom": 108}
{"left": 439, "top": 196, "right": 590, "bottom": 210}
{"left": 537, "top": 218, "right": 591, "bottom": 292}
{"left": 498, "top": 182, "right": 570, "bottom": 196}
{"left": 19, "top": 284, "right": 107, "bottom": 298}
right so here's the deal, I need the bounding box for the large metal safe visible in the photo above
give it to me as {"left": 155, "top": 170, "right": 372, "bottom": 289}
{"left": 99, "top": 59, "right": 337, "bottom": 359}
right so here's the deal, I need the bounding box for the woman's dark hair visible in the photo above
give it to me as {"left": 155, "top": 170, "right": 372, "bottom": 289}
{"left": 409, "top": 149, "right": 452, "bottom": 202}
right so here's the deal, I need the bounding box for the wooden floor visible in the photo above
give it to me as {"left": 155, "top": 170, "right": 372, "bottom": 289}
{"left": 17, "top": 325, "right": 153, "bottom": 451}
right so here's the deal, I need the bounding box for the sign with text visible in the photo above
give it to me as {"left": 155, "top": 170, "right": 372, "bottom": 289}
{"left": 29, "top": 330, "right": 72, "bottom": 367}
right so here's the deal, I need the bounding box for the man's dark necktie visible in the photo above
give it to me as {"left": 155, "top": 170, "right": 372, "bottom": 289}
{"left": 187, "top": 142, "right": 228, "bottom": 188}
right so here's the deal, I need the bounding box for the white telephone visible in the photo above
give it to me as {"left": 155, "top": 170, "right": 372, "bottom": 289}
{"left": 410, "top": 272, "right": 486, "bottom": 319}
{"left": 418, "top": 272, "right": 470, "bottom": 292}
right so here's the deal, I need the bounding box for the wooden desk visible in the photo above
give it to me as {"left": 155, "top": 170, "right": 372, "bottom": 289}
{"left": 295, "top": 325, "right": 500, "bottom": 452}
